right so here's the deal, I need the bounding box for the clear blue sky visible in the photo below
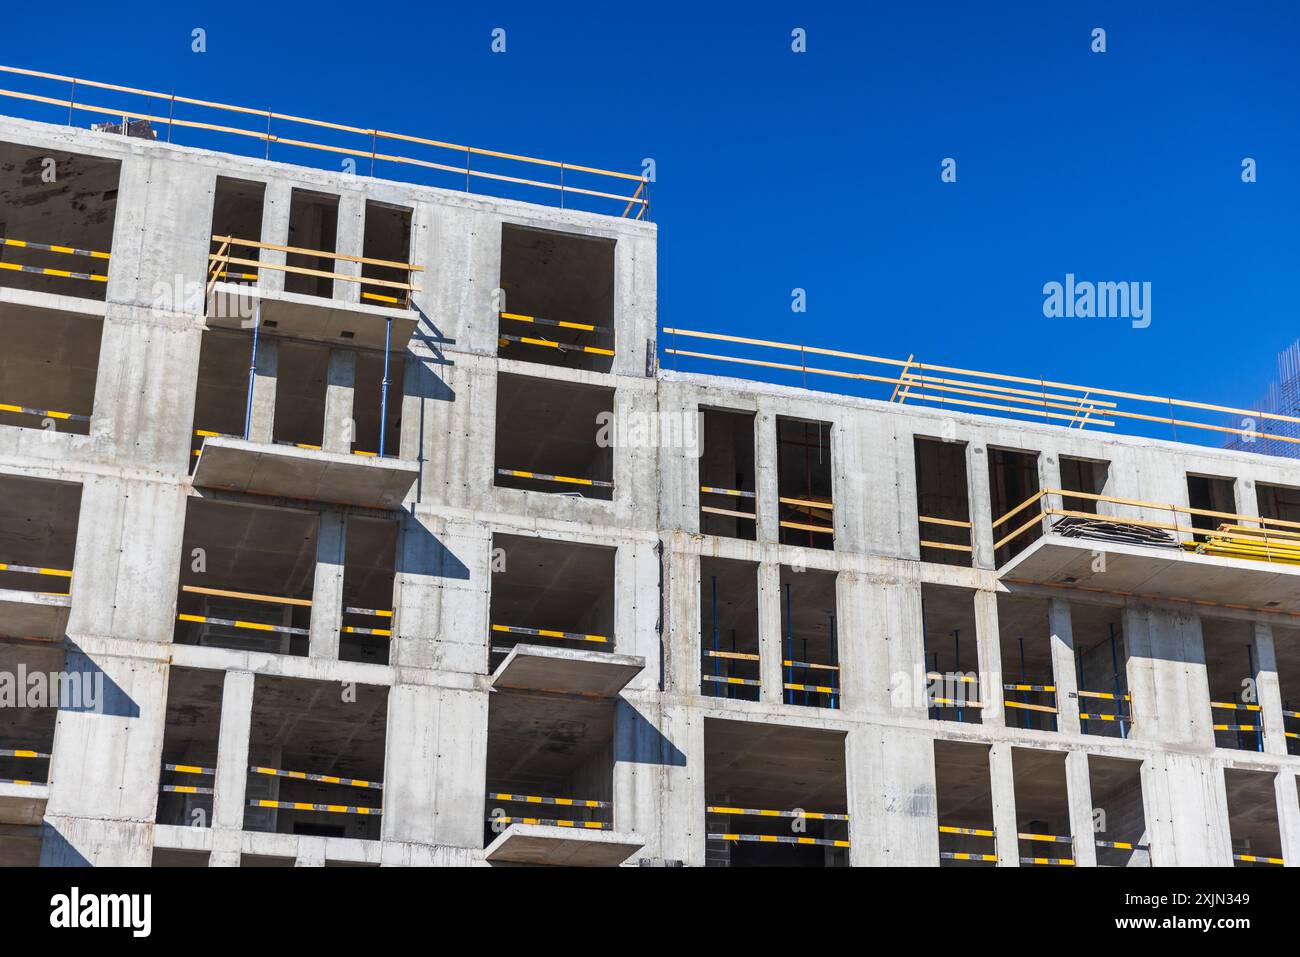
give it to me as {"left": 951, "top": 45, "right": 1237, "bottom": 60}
{"left": 4, "top": 2, "right": 1297, "bottom": 437}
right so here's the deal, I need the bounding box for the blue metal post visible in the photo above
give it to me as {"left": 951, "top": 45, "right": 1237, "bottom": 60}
{"left": 243, "top": 301, "right": 261, "bottom": 441}
{"left": 1110, "top": 625, "right": 1126, "bottom": 740}
{"left": 378, "top": 317, "right": 392, "bottom": 457}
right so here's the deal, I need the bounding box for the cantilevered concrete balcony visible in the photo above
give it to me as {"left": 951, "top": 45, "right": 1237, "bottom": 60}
{"left": 484, "top": 823, "right": 644, "bottom": 867}
{"left": 995, "top": 489, "right": 1300, "bottom": 615}
{"left": 205, "top": 236, "right": 420, "bottom": 352}
{"left": 490, "top": 644, "right": 644, "bottom": 698}
{"left": 192, "top": 435, "right": 417, "bottom": 510}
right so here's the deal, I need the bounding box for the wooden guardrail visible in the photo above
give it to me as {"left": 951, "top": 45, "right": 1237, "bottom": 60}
{"left": 0, "top": 64, "right": 649, "bottom": 217}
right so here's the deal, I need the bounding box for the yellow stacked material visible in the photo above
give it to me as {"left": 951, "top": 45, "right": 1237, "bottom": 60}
{"left": 1183, "top": 527, "right": 1300, "bottom": 566}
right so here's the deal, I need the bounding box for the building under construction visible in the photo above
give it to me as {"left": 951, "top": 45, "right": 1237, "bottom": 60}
{"left": 3, "top": 66, "right": 1300, "bottom": 868}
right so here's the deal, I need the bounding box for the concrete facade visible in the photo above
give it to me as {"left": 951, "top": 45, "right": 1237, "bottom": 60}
{"left": 1, "top": 113, "right": 1299, "bottom": 867}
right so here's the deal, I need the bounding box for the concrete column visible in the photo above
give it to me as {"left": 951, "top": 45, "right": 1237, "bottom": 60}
{"left": 1124, "top": 607, "right": 1213, "bottom": 750}
{"left": 334, "top": 193, "right": 365, "bottom": 306}
{"left": 295, "top": 837, "right": 326, "bottom": 867}
{"left": 754, "top": 410, "right": 779, "bottom": 544}
{"left": 322, "top": 349, "right": 356, "bottom": 454}
{"left": 665, "top": 546, "right": 699, "bottom": 696}
{"left": 212, "top": 671, "right": 254, "bottom": 833}
{"left": 1252, "top": 623, "right": 1287, "bottom": 757}
{"left": 390, "top": 513, "right": 490, "bottom": 673}
{"left": 654, "top": 702, "right": 706, "bottom": 866}
{"left": 1040, "top": 451, "right": 1063, "bottom": 530}
{"left": 849, "top": 574, "right": 924, "bottom": 720}
{"left": 40, "top": 650, "right": 169, "bottom": 866}
{"left": 1141, "top": 752, "right": 1233, "bottom": 865}
{"left": 968, "top": 444, "right": 994, "bottom": 569}
{"left": 258, "top": 180, "right": 292, "bottom": 296}
{"left": 247, "top": 337, "right": 279, "bottom": 444}
{"left": 308, "top": 510, "right": 346, "bottom": 661}
{"left": 757, "top": 562, "right": 784, "bottom": 705}
{"left": 1048, "top": 598, "right": 1081, "bottom": 735}
{"left": 1274, "top": 772, "right": 1300, "bottom": 867}
{"left": 988, "top": 742, "right": 1019, "bottom": 866}
{"left": 380, "top": 684, "right": 487, "bottom": 849}
{"left": 846, "top": 726, "right": 938, "bottom": 866}
{"left": 973, "top": 589, "right": 1005, "bottom": 726}
{"left": 1064, "top": 750, "right": 1097, "bottom": 866}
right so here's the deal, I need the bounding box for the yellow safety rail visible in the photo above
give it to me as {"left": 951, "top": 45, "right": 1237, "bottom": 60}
{"left": 176, "top": 584, "right": 311, "bottom": 640}
{"left": 919, "top": 514, "right": 973, "bottom": 554}
{"left": 0, "top": 65, "right": 648, "bottom": 216}
{"left": 938, "top": 824, "right": 997, "bottom": 863}
{"left": 0, "top": 235, "right": 110, "bottom": 283}
{"left": 0, "top": 748, "right": 51, "bottom": 787}
{"left": 662, "top": 327, "right": 1300, "bottom": 451}
{"left": 991, "top": 487, "right": 1300, "bottom": 568}
{"left": 207, "top": 235, "right": 421, "bottom": 303}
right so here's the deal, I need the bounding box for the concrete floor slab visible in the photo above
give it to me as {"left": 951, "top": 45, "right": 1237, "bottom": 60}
{"left": 207, "top": 283, "right": 417, "bottom": 352}
{"left": 193, "top": 436, "right": 417, "bottom": 509}
{"left": 0, "top": 591, "right": 71, "bottom": 640}
{"left": 0, "top": 782, "right": 48, "bottom": 826}
{"left": 1000, "top": 535, "right": 1300, "bottom": 613}
{"left": 484, "top": 823, "right": 643, "bottom": 866}
{"left": 491, "top": 644, "right": 644, "bottom": 697}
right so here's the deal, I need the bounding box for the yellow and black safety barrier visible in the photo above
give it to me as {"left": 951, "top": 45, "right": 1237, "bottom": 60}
{"left": 1019, "top": 833, "right": 1076, "bottom": 864}
{"left": 498, "top": 334, "right": 614, "bottom": 357}
{"left": 361, "top": 290, "right": 409, "bottom": 306}
{"left": 177, "top": 612, "right": 308, "bottom": 638}
{"left": 1234, "top": 853, "right": 1284, "bottom": 865}
{"left": 1075, "top": 689, "right": 1132, "bottom": 702}
{"left": 939, "top": 825, "right": 994, "bottom": 837}
{"left": 708, "top": 805, "right": 849, "bottom": 822}
{"left": 250, "top": 765, "right": 382, "bottom": 790}
{"left": 783, "top": 658, "right": 839, "bottom": 672}
{"left": 0, "top": 749, "right": 50, "bottom": 759}
{"left": 249, "top": 799, "right": 381, "bottom": 816}
{"left": 700, "top": 486, "right": 756, "bottom": 499}
{"left": 930, "top": 697, "right": 984, "bottom": 708}
{"left": 163, "top": 763, "right": 214, "bottom": 776}
{"left": 162, "top": 784, "right": 213, "bottom": 795}
{"left": 0, "top": 563, "right": 71, "bottom": 579}
{"left": 1212, "top": 701, "right": 1262, "bottom": 712}
{"left": 783, "top": 682, "right": 838, "bottom": 695}
{"left": 1096, "top": 839, "right": 1149, "bottom": 851}
{"left": 1004, "top": 700, "right": 1059, "bottom": 714}
{"left": 342, "top": 606, "right": 393, "bottom": 639}
{"left": 492, "top": 816, "right": 610, "bottom": 830}
{"left": 703, "top": 649, "right": 759, "bottom": 662}
{"left": 941, "top": 851, "right": 997, "bottom": 862}
{"left": 496, "top": 467, "right": 614, "bottom": 489}
{"left": 0, "top": 402, "right": 90, "bottom": 423}
{"left": 1079, "top": 713, "right": 1131, "bottom": 722}
{"left": 489, "top": 792, "right": 610, "bottom": 809}
{"left": 709, "top": 832, "right": 850, "bottom": 849}
{"left": 1020, "top": 856, "right": 1075, "bottom": 866}
{"left": 1004, "top": 683, "right": 1055, "bottom": 693}
{"left": 500, "top": 311, "right": 611, "bottom": 335}
{"left": 1214, "top": 724, "right": 1261, "bottom": 732}
{"left": 703, "top": 674, "right": 761, "bottom": 687}
{"left": 1019, "top": 831, "right": 1073, "bottom": 845}
{"left": 491, "top": 623, "right": 608, "bottom": 644}
{"left": 0, "top": 778, "right": 42, "bottom": 786}
{"left": 0, "top": 236, "right": 110, "bottom": 283}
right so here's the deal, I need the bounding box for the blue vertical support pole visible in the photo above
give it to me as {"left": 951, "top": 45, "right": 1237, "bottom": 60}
{"left": 1077, "top": 647, "right": 1089, "bottom": 736}
{"left": 378, "top": 317, "right": 392, "bottom": 458}
{"left": 243, "top": 301, "right": 261, "bottom": 441}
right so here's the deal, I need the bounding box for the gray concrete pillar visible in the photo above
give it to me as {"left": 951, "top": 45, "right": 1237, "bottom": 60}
{"left": 973, "top": 589, "right": 1005, "bottom": 726}
{"left": 323, "top": 349, "right": 356, "bottom": 454}
{"left": 758, "top": 562, "right": 784, "bottom": 705}
{"left": 1275, "top": 772, "right": 1300, "bottom": 867}
{"left": 846, "top": 726, "right": 938, "bottom": 866}
{"left": 1252, "top": 623, "right": 1287, "bottom": 757}
{"left": 968, "top": 444, "right": 994, "bottom": 569}
{"left": 1048, "top": 598, "right": 1081, "bottom": 735}
{"left": 1065, "top": 750, "right": 1097, "bottom": 866}
{"left": 988, "top": 742, "right": 1019, "bottom": 866}
{"left": 258, "top": 180, "right": 292, "bottom": 296}
{"left": 308, "top": 510, "right": 346, "bottom": 661}
{"left": 335, "top": 193, "right": 365, "bottom": 306}
{"left": 754, "top": 410, "right": 779, "bottom": 544}
{"left": 212, "top": 670, "right": 254, "bottom": 833}
{"left": 247, "top": 336, "right": 278, "bottom": 443}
